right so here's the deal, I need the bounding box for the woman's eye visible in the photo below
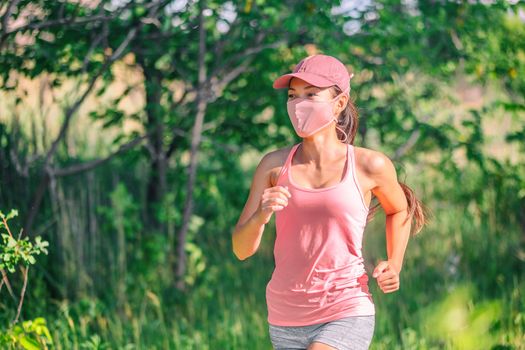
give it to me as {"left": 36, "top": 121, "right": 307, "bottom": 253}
{"left": 288, "top": 93, "right": 317, "bottom": 98}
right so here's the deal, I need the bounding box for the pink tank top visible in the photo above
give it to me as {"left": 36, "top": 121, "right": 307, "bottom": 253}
{"left": 265, "top": 142, "right": 375, "bottom": 326}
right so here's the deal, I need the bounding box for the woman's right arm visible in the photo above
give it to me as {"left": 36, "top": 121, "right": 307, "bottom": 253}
{"left": 232, "top": 152, "right": 291, "bottom": 261}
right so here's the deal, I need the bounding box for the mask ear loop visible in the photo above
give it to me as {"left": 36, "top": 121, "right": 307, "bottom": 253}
{"left": 336, "top": 125, "right": 348, "bottom": 143}
{"left": 334, "top": 86, "right": 350, "bottom": 143}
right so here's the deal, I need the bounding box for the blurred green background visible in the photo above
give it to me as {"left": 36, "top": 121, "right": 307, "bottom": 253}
{"left": 0, "top": 0, "right": 524, "bottom": 349}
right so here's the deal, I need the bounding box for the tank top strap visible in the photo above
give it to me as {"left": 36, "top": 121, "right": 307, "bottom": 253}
{"left": 276, "top": 142, "right": 301, "bottom": 185}
{"left": 348, "top": 144, "right": 368, "bottom": 210}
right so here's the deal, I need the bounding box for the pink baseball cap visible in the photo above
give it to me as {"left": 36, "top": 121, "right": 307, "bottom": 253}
{"left": 272, "top": 54, "right": 354, "bottom": 92}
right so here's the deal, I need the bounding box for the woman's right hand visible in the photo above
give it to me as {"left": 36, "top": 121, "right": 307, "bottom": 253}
{"left": 255, "top": 185, "right": 292, "bottom": 224}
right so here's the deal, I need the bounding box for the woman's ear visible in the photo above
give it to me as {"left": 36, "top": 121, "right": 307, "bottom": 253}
{"left": 335, "top": 95, "right": 348, "bottom": 115}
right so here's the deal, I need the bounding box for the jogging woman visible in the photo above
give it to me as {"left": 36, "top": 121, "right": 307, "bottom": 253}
{"left": 232, "top": 54, "right": 427, "bottom": 350}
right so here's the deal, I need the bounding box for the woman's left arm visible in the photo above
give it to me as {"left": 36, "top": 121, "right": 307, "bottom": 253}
{"left": 366, "top": 150, "right": 412, "bottom": 293}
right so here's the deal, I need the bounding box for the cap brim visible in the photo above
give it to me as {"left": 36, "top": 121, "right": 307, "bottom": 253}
{"left": 272, "top": 72, "right": 335, "bottom": 89}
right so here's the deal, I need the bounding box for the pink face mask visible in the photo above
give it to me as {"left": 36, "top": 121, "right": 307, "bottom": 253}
{"left": 286, "top": 87, "right": 349, "bottom": 139}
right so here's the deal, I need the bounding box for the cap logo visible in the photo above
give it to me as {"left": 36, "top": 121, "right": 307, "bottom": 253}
{"left": 295, "top": 55, "right": 315, "bottom": 73}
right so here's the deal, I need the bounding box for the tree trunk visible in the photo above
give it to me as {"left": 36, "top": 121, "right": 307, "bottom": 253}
{"left": 139, "top": 61, "right": 167, "bottom": 232}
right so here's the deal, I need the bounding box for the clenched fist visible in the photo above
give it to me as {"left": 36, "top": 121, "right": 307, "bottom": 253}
{"left": 372, "top": 260, "right": 400, "bottom": 294}
{"left": 255, "top": 185, "right": 292, "bottom": 225}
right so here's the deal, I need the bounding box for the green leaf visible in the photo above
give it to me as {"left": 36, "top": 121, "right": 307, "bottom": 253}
{"left": 18, "top": 336, "right": 41, "bottom": 350}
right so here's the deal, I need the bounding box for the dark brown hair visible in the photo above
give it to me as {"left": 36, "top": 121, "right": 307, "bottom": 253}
{"left": 329, "top": 84, "right": 429, "bottom": 236}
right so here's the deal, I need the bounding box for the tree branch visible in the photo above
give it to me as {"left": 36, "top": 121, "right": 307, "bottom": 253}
{"left": 392, "top": 114, "right": 432, "bottom": 161}
{"left": 2, "top": 0, "right": 134, "bottom": 36}
{"left": 52, "top": 132, "right": 149, "bottom": 177}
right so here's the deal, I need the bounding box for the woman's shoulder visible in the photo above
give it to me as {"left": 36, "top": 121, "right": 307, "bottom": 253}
{"left": 353, "top": 145, "right": 395, "bottom": 176}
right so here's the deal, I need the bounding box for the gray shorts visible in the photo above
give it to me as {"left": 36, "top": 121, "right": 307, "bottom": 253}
{"left": 268, "top": 315, "right": 375, "bottom": 350}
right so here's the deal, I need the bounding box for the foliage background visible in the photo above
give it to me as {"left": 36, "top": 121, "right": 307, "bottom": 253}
{"left": 0, "top": 0, "right": 524, "bottom": 349}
